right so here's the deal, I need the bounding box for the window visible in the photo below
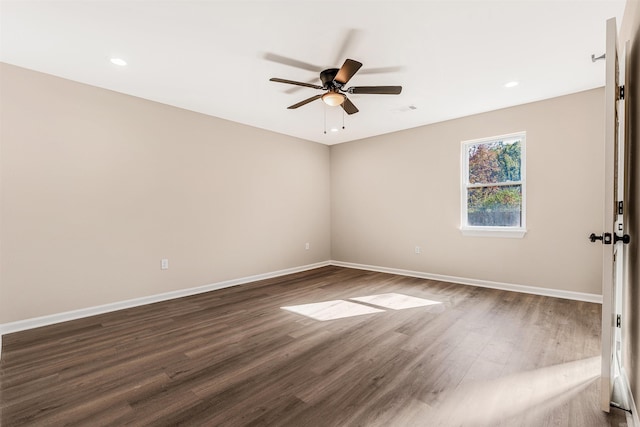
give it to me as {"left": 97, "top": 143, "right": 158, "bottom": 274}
{"left": 461, "top": 132, "right": 526, "bottom": 238}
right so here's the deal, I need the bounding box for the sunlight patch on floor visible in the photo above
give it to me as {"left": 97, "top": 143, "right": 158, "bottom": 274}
{"left": 418, "top": 356, "right": 601, "bottom": 426}
{"left": 281, "top": 300, "right": 384, "bottom": 321}
{"left": 351, "top": 293, "right": 442, "bottom": 310}
{"left": 282, "top": 293, "right": 443, "bottom": 321}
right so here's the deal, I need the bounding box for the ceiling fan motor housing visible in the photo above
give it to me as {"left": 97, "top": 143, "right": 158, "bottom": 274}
{"left": 320, "top": 68, "right": 340, "bottom": 89}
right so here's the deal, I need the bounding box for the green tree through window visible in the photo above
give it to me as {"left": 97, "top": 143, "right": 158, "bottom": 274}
{"left": 463, "top": 134, "right": 525, "bottom": 229}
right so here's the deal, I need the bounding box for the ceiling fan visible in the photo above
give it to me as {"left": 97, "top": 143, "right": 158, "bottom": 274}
{"left": 269, "top": 58, "right": 402, "bottom": 115}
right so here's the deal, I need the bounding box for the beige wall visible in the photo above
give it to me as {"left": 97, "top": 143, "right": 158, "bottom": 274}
{"left": 0, "top": 63, "right": 331, "bottom": 324}
{"left": 331, "top": 88, "right": 605, "bottom": 295}
{"left": 620, "top": 0, "right": 640, "bottom": 408}
{"left": 0, "top": 65, "right": 610, "bottom": 325}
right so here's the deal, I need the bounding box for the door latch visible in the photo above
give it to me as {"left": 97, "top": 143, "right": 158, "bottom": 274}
{"left": 614, "top": 234, "right": 631, "bottom": 244}
{"left": 590, "top": 232, "right": 630, "bottom": 244}
{"left": 589, "top": 233, "right": 612, "bottom": 244}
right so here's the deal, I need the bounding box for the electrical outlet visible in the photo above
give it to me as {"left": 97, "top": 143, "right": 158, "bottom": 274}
{"left": 305, "top": 242, "right": 310, "bottom": 250}
{"left": 415, "top": 246, "right": 421, "bottom": 254}
{"left": 161, "top": 259, "right": 169, "bottom": 270}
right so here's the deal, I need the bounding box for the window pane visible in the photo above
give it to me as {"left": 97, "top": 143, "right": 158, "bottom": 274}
{"left": 467, "top": 185, "right": 522, "bottom": 227}
{"left": 468, "top": 140, "right": 521, "bottom": 184}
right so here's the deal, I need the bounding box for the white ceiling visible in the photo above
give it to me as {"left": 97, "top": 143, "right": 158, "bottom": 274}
{"left": 0, "top": 1, "right": 627, "bottom": 145}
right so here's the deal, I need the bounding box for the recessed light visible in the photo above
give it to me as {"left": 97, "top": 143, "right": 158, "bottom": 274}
{"left": 330, "top": 128, "right": 339, "bottom": 132}
{"left": 110, "top": 57, "right": 127, "bottom": 66}
{"left": 504, "top": 81, "right": 519, "bottom": 88}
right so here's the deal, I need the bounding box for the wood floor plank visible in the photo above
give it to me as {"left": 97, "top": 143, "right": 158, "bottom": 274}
{"left": 0, "top": 266, "right": 628, "bottom": 426}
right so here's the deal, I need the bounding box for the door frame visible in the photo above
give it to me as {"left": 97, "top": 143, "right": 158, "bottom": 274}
{"left": 600, "top": 16, "right": 629, "bottom": 413}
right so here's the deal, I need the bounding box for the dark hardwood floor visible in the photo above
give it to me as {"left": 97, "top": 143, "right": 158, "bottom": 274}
{"left": 0, "top": 266, "right": 629, "bottom": 426}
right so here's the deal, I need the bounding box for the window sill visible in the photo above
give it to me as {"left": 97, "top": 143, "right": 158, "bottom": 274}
{"left": 460, "top": 227, "right": 527, "bottom": 238}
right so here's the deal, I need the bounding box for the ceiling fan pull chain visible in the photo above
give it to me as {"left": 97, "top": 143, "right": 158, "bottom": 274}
{"left": 342, "top": 109, "right": 345, "bottom": 130}
{"left": 323, "top": 104, "right": 327, "bottom": 134}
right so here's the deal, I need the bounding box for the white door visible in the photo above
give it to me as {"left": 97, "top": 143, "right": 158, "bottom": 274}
{"left": 598, "top": 17, "right": 628, "bottom": 413}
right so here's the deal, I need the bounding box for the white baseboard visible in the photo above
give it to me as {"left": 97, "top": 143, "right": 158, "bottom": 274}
{"left": 0, "top": 261, "right": 331, "bottom": 339}
{"left": 329, "top": 260, "right": 603, "bottom": 304}
{"left": 0, "top": 259, "right": 603, "bottom": 360}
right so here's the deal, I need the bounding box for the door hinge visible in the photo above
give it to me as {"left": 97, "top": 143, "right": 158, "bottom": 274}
{"left": 616, "top": 314, "right": 621, "bottom": 328}
{"left": 618, "top": 201, "right": 624, "bottom": 215}
{"left": 619, "top": 85, "right": 625, "bottom": 100}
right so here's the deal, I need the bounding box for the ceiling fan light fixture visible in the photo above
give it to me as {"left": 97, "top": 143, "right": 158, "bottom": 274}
{"left": 322, "top": 92, "right": 345, "bottom": 106}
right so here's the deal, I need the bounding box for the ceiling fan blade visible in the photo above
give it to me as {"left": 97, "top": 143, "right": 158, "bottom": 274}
{"left": 334, "top": 59, "right": 363, "bottom": 85}
{"left": 263, "top": 53, "right": 323, "bottom": 72}
{"left": 270, "top": 78, "right": 323, "bottom": 90}
{"left": 348, "top": 86, "right": 402, "bottom": 95}
{"left": 288, "top": 94, "right": 323, "bottom": 109}
{"left": 284, "top": 79, "right": 319, "bottom": 94}
{"left": 333, "top": 29, "right": 361, "bottom": 65}
{"left": 359, "top": 66, "right": 405, "bottom": 75}
{"left": 341, "top": 97, "right": 359, "bottom": 115}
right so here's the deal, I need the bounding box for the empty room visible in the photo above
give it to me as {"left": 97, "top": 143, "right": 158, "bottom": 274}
{"left": 1, "top": 1, "right": 640, "bottom": 426}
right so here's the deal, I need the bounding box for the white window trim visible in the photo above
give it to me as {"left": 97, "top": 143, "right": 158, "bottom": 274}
{"left": 460, "top": 131, "right": 527, "bottom": 238}
{"left": 460, "top": 226, "right": 527, "bottom": 238}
